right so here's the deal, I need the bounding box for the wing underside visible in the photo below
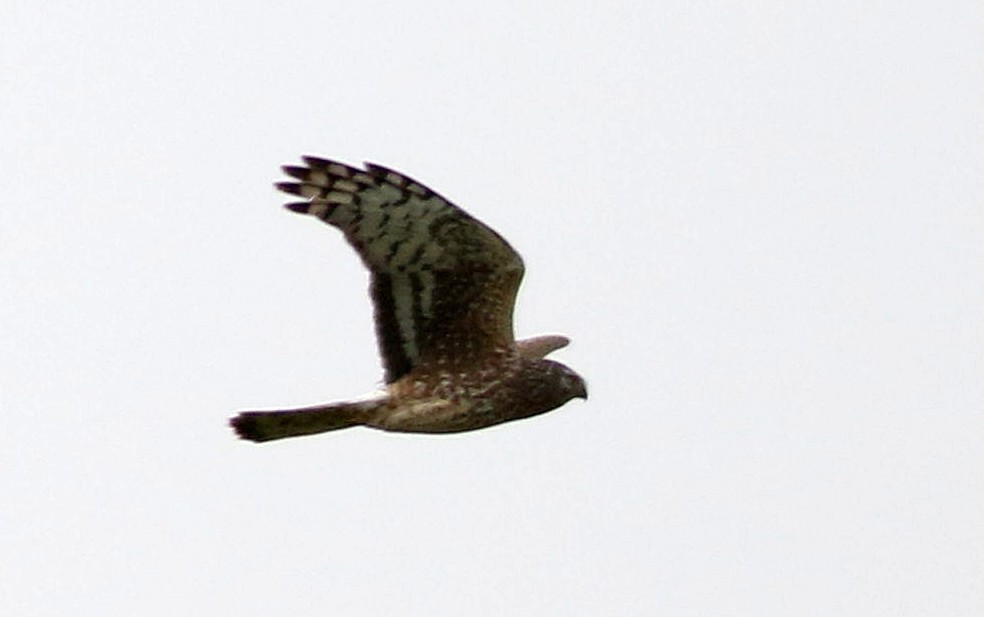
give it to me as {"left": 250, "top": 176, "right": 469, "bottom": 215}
{"left": 277, "top": 157, "right": 524, "bottom": 383}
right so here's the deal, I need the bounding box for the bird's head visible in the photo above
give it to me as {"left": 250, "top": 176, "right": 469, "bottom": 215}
{"left": 541, "top": 359, "right": 588, "bottom": 404}
{"left": 559, "top": 364, "right": 588, "bottom": 401}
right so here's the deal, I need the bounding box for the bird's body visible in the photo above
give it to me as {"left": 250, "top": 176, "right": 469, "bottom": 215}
{"left": 230, "top": 157, "right": 586, "bottom": 442}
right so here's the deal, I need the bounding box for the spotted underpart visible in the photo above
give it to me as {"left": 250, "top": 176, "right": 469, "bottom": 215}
{"left": 228, "top": 157, "right": 586, "bottom": 442}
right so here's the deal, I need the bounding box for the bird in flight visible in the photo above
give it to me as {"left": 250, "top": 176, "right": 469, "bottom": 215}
{"left": 230, "top": 157, "right": 587, "bottom": 442}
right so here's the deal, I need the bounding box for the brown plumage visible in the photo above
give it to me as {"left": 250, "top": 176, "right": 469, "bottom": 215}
{"left": 230, "top": 157, "right": 586, "bottom": 442}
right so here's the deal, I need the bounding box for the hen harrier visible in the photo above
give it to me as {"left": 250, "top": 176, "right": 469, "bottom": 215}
{"left": 230, "top": 157, "right": 587, "bottom": 442}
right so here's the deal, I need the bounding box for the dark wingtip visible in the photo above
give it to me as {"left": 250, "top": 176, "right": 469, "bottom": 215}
{"left": 274, "top": 181, "right": 303, "bottom": 196}
{"left": 284, "top": 202, "right": 311, "bottom": 214}
{"left": 282, "top": 165, "right": 309, "bottom": 180}
{"left": 301, "top": 155, "right": 332, "bottom": 168}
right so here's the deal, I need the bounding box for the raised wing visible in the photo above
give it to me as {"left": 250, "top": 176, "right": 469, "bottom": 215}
{"left": 276, "top": 157, "right": 525, "bottom": 383}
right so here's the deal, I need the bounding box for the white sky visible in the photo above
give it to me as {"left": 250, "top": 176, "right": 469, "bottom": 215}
{"left": 2, "top": 1, "right": 982, "bottom": 615}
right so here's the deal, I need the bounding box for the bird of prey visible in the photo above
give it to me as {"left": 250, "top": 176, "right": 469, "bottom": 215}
{"left": 230, "top": 157, "right": 587, "bottom": 442}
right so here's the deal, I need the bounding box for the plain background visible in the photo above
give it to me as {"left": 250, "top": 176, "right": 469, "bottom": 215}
{"left": 2, "top": 2, "right": 982, "bottom": 615}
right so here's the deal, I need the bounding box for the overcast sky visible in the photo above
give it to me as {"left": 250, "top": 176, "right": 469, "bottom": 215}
{"left": 2, "top": 2, "right": 982, "bottom": 615}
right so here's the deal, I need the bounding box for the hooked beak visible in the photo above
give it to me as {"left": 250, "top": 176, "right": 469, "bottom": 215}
{"left": 575, "top": 381, "right": 588, "bottom": 401}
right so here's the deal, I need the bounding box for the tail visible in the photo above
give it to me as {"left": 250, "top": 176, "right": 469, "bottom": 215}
{"left": 229, "top": 397, "right": 384, "bottom": 443}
